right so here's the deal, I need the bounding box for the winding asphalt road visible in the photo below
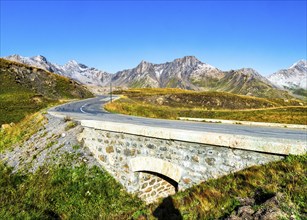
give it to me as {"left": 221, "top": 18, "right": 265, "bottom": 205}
{"left": 49, "top": 96, "right": 307, "bottom": 141}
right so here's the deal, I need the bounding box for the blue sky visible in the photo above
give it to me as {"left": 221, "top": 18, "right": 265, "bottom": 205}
{"left": 1, "top": 1, "right": 306, "bottom": 75}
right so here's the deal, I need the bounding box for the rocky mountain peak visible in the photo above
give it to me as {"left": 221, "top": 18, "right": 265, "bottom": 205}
{"left": 32, "top": 55, "right": 48, "bottom": 63}
{"left": 238, "top": 68, "right": 260, "bottom": 76}
{"left": 290, "top": 59, "right": 306, "bottom": 67}
{"left": 173, "top": 56, "right": 202, "bottom": 67}
{"left": 138, "top": 60, "right": 150, "bottom": 66}
{"left": 7, "top": 54, "right": 22, "bottom": 60}
{"left": 290, "top": 59, "right": 307, "bottom": 71}
{"left": 67, "top": 60, "right": 79, "bottom": 66}
{"left": 65, "top": 60, "right": 88, "bottom": 69}
{"left": 135, "top": 60, "right": 152, "bottom": 73}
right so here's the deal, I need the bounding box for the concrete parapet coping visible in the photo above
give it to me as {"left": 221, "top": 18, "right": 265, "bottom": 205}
{"left": 178, "top": 117, "right": 307, "bottom": 130}
{"left": 80, "top": 120, "right": 306, "bottom": 156}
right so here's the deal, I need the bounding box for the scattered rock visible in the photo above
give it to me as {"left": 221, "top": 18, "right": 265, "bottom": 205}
{"left": 156, "top": 97, "right": 164, "bottom": 105}
{"left": 106, "top": 146, "right": 114, "bottom": 153}
{"left": 1, "top": 124, "right": 11, "bottom": 130}
{"left": 226, "top": 193, "right": 293, "bottom": 220}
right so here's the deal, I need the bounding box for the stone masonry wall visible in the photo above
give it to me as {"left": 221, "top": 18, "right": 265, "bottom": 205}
{"left": 80, "top": 127, "right": 283, "bottom": 203}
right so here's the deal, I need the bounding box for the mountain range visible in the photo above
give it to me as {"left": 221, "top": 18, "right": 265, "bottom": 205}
{"left": 3, "top": 54, "right": 306, "bottom": 99}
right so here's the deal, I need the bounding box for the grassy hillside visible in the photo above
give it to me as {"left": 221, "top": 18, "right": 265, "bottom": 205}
{"left": 107, "top": 88, "right": 306, "bottom": 124}
{"left": 0, "top": 58, "right": 93, "bottom": 125}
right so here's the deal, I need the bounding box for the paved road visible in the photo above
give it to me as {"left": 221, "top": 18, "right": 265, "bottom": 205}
{"left": 50, "top": 96, "right": 307, "bottom": 141}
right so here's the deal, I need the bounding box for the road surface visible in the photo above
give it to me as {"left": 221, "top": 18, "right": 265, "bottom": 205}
{"left": 49, "top": 96, "right": 307, "bottom": 141}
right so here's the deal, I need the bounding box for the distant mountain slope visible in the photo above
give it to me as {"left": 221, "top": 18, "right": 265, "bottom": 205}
{"left": 4, "top": 55, "right": 111, "bottom": 86}
{"left": 213, "top": 68, "right": 292, "bottom": 99}
{"left": 268, "top": 60, "right": 307, "bottom": 90}
{"left": 0, "top": 58, "right": 93, "bottom": 124}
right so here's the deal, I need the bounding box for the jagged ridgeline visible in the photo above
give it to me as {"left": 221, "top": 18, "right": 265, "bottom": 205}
{"left": 113, "top": 57, "right": 294, "bottom": 99}
{"left": 0, "top": 58, "right": 93, "bottom": 125}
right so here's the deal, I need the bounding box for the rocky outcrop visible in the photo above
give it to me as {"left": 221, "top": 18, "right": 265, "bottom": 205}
{"left": 226, "top": 193, "right": 297, "bottom": 220}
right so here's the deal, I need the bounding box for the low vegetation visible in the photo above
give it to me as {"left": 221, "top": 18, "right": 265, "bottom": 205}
{"left": 65, "top": 121, "right": 78, "bottom": 131}
{"left": 290, "top": 88, "right": 307, "bottom": 100}
{"left": 106, "top": 88, "right": 306, "bottom": 124}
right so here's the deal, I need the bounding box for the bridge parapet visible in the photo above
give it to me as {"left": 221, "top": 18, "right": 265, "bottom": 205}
{"left": 81, "top": 120, "right": 306, "bottom": 155}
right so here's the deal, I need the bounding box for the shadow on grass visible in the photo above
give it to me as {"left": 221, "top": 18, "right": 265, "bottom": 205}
{"left": 153, "top": 196, "right": 182, "bottom": 220}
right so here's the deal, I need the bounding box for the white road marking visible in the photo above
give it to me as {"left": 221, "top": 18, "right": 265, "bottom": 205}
{"left": 80, "top": 104, "right": 88, "bottom": 114}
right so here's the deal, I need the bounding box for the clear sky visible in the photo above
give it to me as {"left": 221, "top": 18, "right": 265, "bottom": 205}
{"left": 1, "top": 1, "right": 306, "bottom": 75}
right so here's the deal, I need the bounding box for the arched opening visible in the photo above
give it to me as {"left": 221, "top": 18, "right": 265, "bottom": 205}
{"left": 129, "top": 157, "right": 182, "bottom": 203}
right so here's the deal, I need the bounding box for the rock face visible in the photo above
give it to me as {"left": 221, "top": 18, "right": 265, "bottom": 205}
{"left": 268, "top": 60, "right": 307, "bottom": 90}
{"left": 4, "top": 54, "right": 111, "bottom": 86}
{"left": 4, "top": 54, "right": 298, "bottom": 98}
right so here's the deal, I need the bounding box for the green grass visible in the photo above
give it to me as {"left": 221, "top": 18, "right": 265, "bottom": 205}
{"left": 292, "top": 88, "right": 307, "bottom": 97}
{"left": 65, "top": 121, "right": 78, "bottom": 131}
{"left": 0, "top": 162, "right": 145, "bottom": 219}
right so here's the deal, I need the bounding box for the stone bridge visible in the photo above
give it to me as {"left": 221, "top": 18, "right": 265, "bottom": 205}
{"left": 78, "top": 120, "right": 305, "bottom": 204}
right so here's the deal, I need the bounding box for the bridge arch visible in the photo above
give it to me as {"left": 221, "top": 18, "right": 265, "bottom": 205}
{"left": 129, "top": 157, "right": 183, "bottom": 203}
{"left": 129, "top": 156, "right": 182, "bottom": 182}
